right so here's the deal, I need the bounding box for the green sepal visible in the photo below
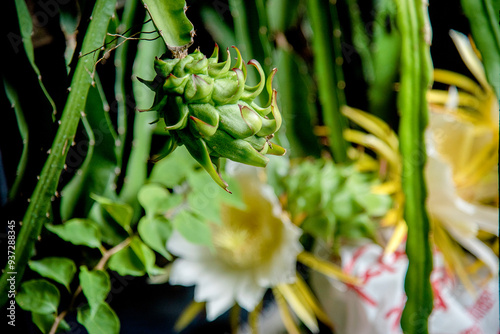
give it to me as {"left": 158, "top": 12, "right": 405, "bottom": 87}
{"left": 185, "top": 52, "right": 208, "bottom": 74}
{"left": 256, "top": 90, "right": 282, "bottom": 136}
{"left": 189, "top": 116, "right": 217, "bottom": 137}
{"left": 171, "top": 54, "right": 195, "bottom": 77}
{"left": 241, "top": 59, "right": 265, "bottom": 102}
{"left": 163, "top": 74, "right": 189, "bottom": 95}
{"left": 243, "top": 135, "right": 267, "bottom": 151}
{"left": 188, "top": 103, "right": 219, "bottom": 137}
{"left": 232, "top": 46, "right": 244, "bottom": 71}
{"left": 217, "top": 104, "right": 262, "bottom": 139}
{"left": 183, "top": 74, "right": 214, "bottom": 103}
{"left": 154, "top": 57, "right": 179, "bottom": 77}
{"left": 212, "top": 68, "right": 245, "bottom": 105}
{"left": 138, "top": 92, "right": 168, "bottom": 112}
{"left": 177, "top": 129, "right": 230, "bottom": 192}
{"left": 267, "top": 142, "right": 286, "bottom": 156}
{"left": 208, "top": 44, "right": 219, "bottom": 63}
{"left": 208, "top": 48, "right": 232, "bottom": 78}
{"left": 164, "top": 96, "right": 189, "bottom": 130}
{"left": 204, "top": 129, "right": 269, "bottom": 167}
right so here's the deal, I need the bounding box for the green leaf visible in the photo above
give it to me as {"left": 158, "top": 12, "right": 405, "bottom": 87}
{"left": 90, "top": 194, "right": 133, "bottom": 232}
{"left": 16, "top": 279, "right": 60, "bottom": 314}
{"left": 32, "top": 312, "right": 70, "bottom": 334}
{"left": 354, "top": 190, "right": 393, "bottom": 217}
{"left": 302, "top": 214, "right": 336, "bottom": 241}
{"left": 142, "top": 0, "right": 194, "bottom": 52}
{"left": 138, "top": 216, "right": 173, "bottom": 260}
{"left": 77, "top": 302, "right": 120, "bottom": 334}
{"left": 108, "top": 245, "right": 146, "bottom": 277}
{"left": 331, "top": 187, "right": 359, "bottom": 221}
{"left": 172, "top": 210, "right": 212, "bottom": 246}
{"left": 29, "top": 257, "right": 76, "bottom": 290}
{"left": 79, "top": 266, "right": 111, "bottom": 316}
{"left": 338, "top": 213, "right": 375, "bottom": 240}
{"left": 129, "top": 236, "right": 161, "bottom": 275}
{"left": 149, "top": 146, "right": 198, "bottom": 188}
{"left": 45, "top": 219, "right": 101, "bottom": 248}
{"left": 138, "top": 183, "right": 182, "bottom": 216}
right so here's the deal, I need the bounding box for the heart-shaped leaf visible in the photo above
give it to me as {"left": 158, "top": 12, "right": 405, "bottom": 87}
{"left": 29, "top": 257, "right": 76, "bottom": 290}
{"left": 77, "top": 302, "right": 120, "bottom": 334}
{"left": 45, "top": 219, "right": 101, "bottom": 248}
{"left": 79, "top": 266, "right": 111, "bottom": 316}
{"left": 16, "top": 279, "right": 60, "bottom": 314}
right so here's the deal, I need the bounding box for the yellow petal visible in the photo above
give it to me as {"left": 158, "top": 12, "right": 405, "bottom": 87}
{"left": 343, "top": 129, "right": 400, "bottom": 172}
{"left": 372, "top": 181, "right": 400, "bottom": 195}
{"left": 248, "top": 301, "right": 262, "bottom": 334}
{"left": 427, "top": 90, "right": 484, "bottom": 118}
{"left": 432, "top": 69, "right": 485, "bottom": 97}
{"left": 277, "top": 283, "right": 319, "bottom": 333}
{"left": 449, "top": 30, "right": 491, "bottom": 92}
{"left": 384, "top": 220, "right": 407, "bottom": 256}
{"left": 380, "top": 208, "right": 400, "bottom": 227}
{"left": 297, "top": 251, "right": 361, "bottom": 285}
{"left": 230, "top": 304, "right": 240, "bottom": 334}
{"left": 272, "top": 288, "right": 301, "bottom": 334}
{"left": 342, "top": 105, "right": 399, "bottom": 151}
{"left": 174, "top": 301, "right": 206, "bottom": 332}
{"left": 433, "top": 222, "right": 476, "bottom": 294}
{"left": 295, "top": 274, "right": 334, "bottom": 330}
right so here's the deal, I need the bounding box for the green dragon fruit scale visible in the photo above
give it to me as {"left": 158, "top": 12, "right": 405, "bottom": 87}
{"left": 138, "top": 45, "right": 285, "bottom": 192}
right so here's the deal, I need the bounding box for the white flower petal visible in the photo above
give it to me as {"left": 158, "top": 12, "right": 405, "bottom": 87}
{"left": 169, "top": 259, "right": 206, "bottom": 286}
{"left": 234, "top": 272, "right": 266, "bottom": 311}
{"left": 167, "top": 164, "right": 303, "bottom": 322}
{"left": 256, "top": 222, "right": 302, "bottom": 286}
{"left": 193, "top": 262, "right": 236, "bottom": 301}
{"left": 167, "top": 231, "right": 212, "bottom": 260}
{"left": 449, "top": 30, "right": 490, "bottom": 90}
{"left": 205, "top": 289, "right": 235, "bottom": 321}
{"left": 448, "top": 231, "right": 499, "bottom": 275}
{"left": 426, "top": 147, "right": 498, "bottom": 236}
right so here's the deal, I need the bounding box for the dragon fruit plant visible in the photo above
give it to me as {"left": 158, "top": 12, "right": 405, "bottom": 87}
{"left": 138, "top": 46, "right": 286, "bottom": 192}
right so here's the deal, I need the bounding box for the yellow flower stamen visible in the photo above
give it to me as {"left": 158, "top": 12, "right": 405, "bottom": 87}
{"left": 297, "top": 251, "right": 361, "bottom": 285}
{"left": 272, "top": 287, "right": 301, "bottom": 334}
{"left": 384, "top": 220, "right": 408, "bottom": 256}
{"left": 295, "top": 274, "right": 334, "bottom": 330}
{"left": 276, "top": 283, "right": 319, "bottom": 333}
{"left": 174, "top": 301, "right": 206, "bottom": 332}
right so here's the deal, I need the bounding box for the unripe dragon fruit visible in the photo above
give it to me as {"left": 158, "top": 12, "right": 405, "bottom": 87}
{"left": 138, "top": 45, "right": 285, "bottom": 192}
